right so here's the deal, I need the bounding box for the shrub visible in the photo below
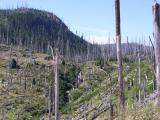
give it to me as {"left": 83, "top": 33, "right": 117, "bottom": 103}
{"left": 10, "top": 59, "right": 17, "bottom": 69}
{"left": 6, "top": 111, "right": 16, "bottom": 120}
{"left": 96, "top": 57, "right": 105, "bottom": 69}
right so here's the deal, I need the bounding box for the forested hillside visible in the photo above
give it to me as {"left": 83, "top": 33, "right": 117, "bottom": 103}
{"left": 0, "top": 8, "right": 99, "bottom": 58}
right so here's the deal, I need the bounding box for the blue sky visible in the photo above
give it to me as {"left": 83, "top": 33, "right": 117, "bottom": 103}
{"left": 0, "top": 0, "right": 157, "bottom": 44}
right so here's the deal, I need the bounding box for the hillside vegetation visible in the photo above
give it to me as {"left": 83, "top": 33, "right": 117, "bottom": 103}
{"left": 0, "top": 44, "right": 159, "bottom": 120}
{"left": 0, "top": 44, "right": 80, "bottom": 119}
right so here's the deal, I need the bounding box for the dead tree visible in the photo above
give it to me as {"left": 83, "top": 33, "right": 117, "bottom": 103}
{"left": 127, "top": 36, "right": 131, "bottom": 57}
{"left": 108, "top": 36, "right": 111, "bottom": 61}
{"left": 138, "top": 44, "right": 141, "bottom": 104}
{"left": 153, "top": 2, "right": 160, "bottom": 105}
{"left": 109, "top": 74, "right": 113, "bottom": 120}
{"left": 48, "top": 86, "right": 51, "bottom": 120}
{"left": 54, "top": 48, "right": 59, "bottom": 120}
{"left": 87, "top": 42, "right": 90, "bottom": 61}
{"left": 49, "top": 46, "right": 55, "bottom": 113}
{"left": 9, "top": 44, "right": 13, "bottom": 85}
{"left": 149, "top": 36, "right": 156, "bottom": 90}
{"left": 115, "top": 0, "right": 125, "bottom": 111}
{"left": 144, "top": 74, "right": 147, "bottom": 98}
{"left": 66, "top": 39, "right": 70, "bottom": 61}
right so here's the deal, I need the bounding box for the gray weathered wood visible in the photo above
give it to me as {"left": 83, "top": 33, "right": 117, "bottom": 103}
{"left": 115, "top": 0, "right": 125, "bottom": 110}
{"left": 138, "top": 44, "right": 141, "bottom": 104}
{"left": 48, "top": 86, "right": 51, "bottom": 120}
{"left": 153, "top": 2, "right": 160, "bottom": 105}
{"left": 149, "top": 36, "right": 157, "bottom": 90}
{"left": 54, "top": 48, "right": 59, "bottom": 120}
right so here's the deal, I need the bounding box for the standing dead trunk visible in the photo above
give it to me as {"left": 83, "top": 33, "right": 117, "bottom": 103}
{"left": 24, "top": 72, "right": 27, "bottom": 90}
{"left": 138, "top": 45, "right": 141, "bottom": 104}
{"left": 153, "top": 2, "right": 160, "bottom": 105}
{"left": 108, "top": 36, "right": 111, "bottom": 61}
{"left": 9, "top": 44, "right": 12, "bottom": 85}
{"left": 109, "top": 74, "right": 113, "bottom": 120}
{"left": 144, "top": 74, "right": 147, "bottom": 98}
{"left": 48, "top": 86, "right": 51, "bottom": 120}
{"left": 49, "top": 46, "right": 55, "bottom": 114}
{"left": 115, "top": 0, "right": 125, "bottom": 110}
{"left": 149, "top": 36, "right": 157, "bottom": 90}
{"left": 87, "top": 42, "right": 91, "bottom": 61}
{"left": 54, "top": 48, "right": 59, "bottom": 120}
{"left": 49, "top": 46, "right": 55, "bottom": 116}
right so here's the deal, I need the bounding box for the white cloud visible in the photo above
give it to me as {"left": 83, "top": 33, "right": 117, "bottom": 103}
{"left": 85, "top": 35, "right": 115, "bottom": 45}
{"left": 71, "top": 26, "right": 116, "bottom": 44}
{"left": 78, "top": 26, "right": 108, "bottom": 35}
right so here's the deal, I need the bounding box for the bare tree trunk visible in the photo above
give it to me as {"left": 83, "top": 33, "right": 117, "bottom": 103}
{"left": 24, "top": 70, "right": 27, "bottom": 90}
{"left": 49, "top": 45, "right": 55, "bottom": 112}
{"left": 144, "top": 74, "right": 147, "bottom": 98}
{"left": 48, "top": 86, "right": 51, "bottom": 120}
{"left": 109, "top": 74, "right": 113, "bottom": 120}
{"left": 153, "top": 2, "right": 160, "bottom": 105}
{"left": 9, "top": 44, "right": 12, "bottom": 85}
{"left": 108, "top": 36, "right": 111, "bottom": 61}
{"left": 138, "top": 45, "right": 141, "bottom": 104}
{"left": 54, "top": 48, "right": 59, "bottom": 120}
{"left": 87, "top": 42, "right": 90, "bottom": 61}
{"left": 49, "top": 46, "right": 55, "bottom": 113}
{"left": 66, "top": 39, "right": 70, "bottom": 61}
{"left": 115, "top": 0, "right": 125, "bottom": 110}
{"left": 127, "top": 36, "right": 131, "bottom": 57}
{"left": 149, "top": 36, "right": 157, "bottom": 90}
